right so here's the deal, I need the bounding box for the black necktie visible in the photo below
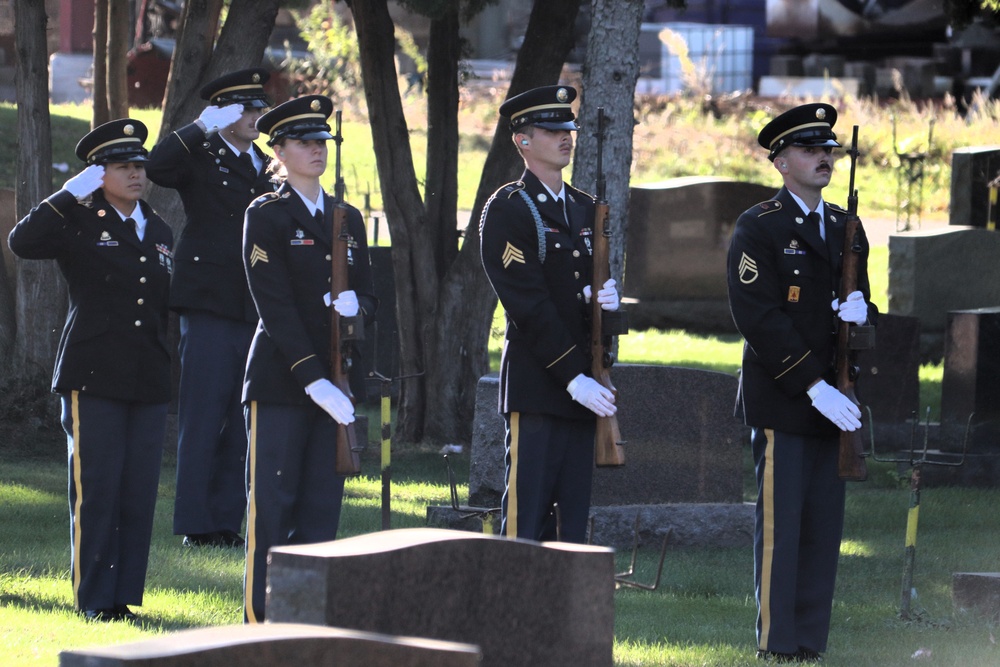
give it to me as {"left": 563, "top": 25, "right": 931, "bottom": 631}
{"left": 238, "top": 151, "right": 256, "bottom": 174}
{"left": 124, "top": 217, "right": 139, "bottom": 240}
{"left": 807, "top": 211, "right": 824, "bottom": 241}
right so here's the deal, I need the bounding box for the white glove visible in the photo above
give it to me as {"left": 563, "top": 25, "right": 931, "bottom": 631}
{"left": 197, "top": 103, "right": 244, "bottom": 133}
{"left": 305, "top": 379, "right": 355, "bottom": 425}
{"left": 63, "top": 165, "right": 105, "bottom": 199}
{"left": 332, "top": 290, "right": 359, "bottom": 317}
{"left": 831, "top": 290, "right": 868, "bottom": 325}
{"left": 807, "top": 380, "right": 862, "bottom": 431}
{"left": 582, "top": 279, "right": 620, "bottom": 311}
{"left": 567, "top": 373, "right": 616, "bottom": 417}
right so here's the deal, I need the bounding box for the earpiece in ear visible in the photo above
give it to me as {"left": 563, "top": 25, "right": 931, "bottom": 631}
{"left": 521, "top": 140, "right": 529, "bottom": 145}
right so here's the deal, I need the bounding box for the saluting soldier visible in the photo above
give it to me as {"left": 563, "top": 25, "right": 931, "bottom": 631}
{"left": 479, "top": 85, "right": 620, "bottom": 544}
{"left": 8, "top": 119, "right": 173, "bottom": 622}
{"left": 726, "top": 103, "right": 878, "bottom": 662}
{"left": 241, "top": 95, "right": 376, "bottom": 623}
{"left": 146, "top": 68, "right": 273, "bottom": 549}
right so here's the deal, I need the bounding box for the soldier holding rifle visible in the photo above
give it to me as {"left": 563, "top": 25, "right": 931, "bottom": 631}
{"left": 241, "top": 95, "right": 375, "bottom": 623}
{"left": 479, "top": 85, "right": 620, "bottom": 544}
{"left": 726, "top": 103, "right": 878, "bottom": 662}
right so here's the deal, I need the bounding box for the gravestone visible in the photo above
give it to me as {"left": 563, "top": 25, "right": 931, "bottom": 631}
{"left": 855, "top": 313, "right": 921, "bottom": 447}
{"left": 950, "top": 146, "right": 1000, "bottom": 228}
{"left": 953, "top": 573, "right": 1000, "bottom": 621}
{"left": 468, "top": 365, "right": 745, "bottom": 509}
{"left": 445, "top": 365, "right": 754, "bottom": 549}
{"left": 267, "top": 528, "right": 615, "bottom": 667}
{"left": 941, "top": 307, "right": 1000, "bottom": 425}
{"left": 888, "top": 227, "right": 1000, "bottom": 333}
{"left": 59, "top": 623, "right": 480, "bottom": 667}
{"left": 625, "top": 178, "right": 775, "bottom": 332}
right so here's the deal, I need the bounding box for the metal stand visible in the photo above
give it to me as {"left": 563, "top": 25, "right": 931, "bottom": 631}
{"left": 871, "top": 408, "right": 971, "bottom": 619}
{"left": 893, "top": 116, "right": 935, "bottom": 232}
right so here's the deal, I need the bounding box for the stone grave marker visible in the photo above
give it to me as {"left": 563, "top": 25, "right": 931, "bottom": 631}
{"left": 59, "top": 623, "right": 480, "bottom": 667}
{"left": 267, "top": 527, "right": 615, "bottom": 667}
{"left": 448, "top": 364, "right": 754, "bottom": 549}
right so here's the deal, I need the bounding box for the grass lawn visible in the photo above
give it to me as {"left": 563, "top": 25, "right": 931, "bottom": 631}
{"left": 2, "top": 443, "right": 999, "bottom": 666}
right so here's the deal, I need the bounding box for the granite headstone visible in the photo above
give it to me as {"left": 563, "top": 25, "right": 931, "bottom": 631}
{"left": 267, "top": 528, "right": 615, "bottom": 667}
{"left": 59, "top": 623, "right": 481, "bottom": 667}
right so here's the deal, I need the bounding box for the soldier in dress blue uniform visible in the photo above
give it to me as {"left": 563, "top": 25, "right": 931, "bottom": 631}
{"left": 8, "top": 119, "right": 173, "bottom": 622}
{"left": 726, "top": 103, "right": 878, "bottom": 662}
{"left": 241, "top": 95, "right": 376, "bottom": 623}
{"left": 146, "top": 68, "right": 273, "bottom": 549}
{"left": 479, "top": 85, "right": 621, "bottom": 544}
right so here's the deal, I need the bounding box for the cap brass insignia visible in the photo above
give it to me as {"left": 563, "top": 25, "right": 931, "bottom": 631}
{"left": 123, "top": 124, "right": 135, "bottom": 136}
{"left": 556, "top": 87, "right": 569, "bottom": 103}
{"left": 502, "top": 242, "right": 525, "bottom": 268}
{"left": 252, "top": 73, "right": 261, "bottom": 83}
{"left": 738, "top": 252, "right": 758, "bottom": 284}
{"left": 816, "top": 108, "right": 826, "bottom": 120}
{"left": 249, "top": 244, "right": 269, "bottom": 267}
{"left": 310, "top": 99, "right": 321, "bottom": 111}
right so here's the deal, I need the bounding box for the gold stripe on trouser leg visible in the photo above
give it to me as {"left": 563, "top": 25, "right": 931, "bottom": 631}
{"left": 759, "top": 428, "right": 776, "bottom": 648}
{"left": 505, "top": 412, "right": 520, "bottom": 539}
{"left": 244, "top": 401, "right": 260, "bottom": 624}
{"left": 70, "top": 391, "right": 83, "bottom": 608}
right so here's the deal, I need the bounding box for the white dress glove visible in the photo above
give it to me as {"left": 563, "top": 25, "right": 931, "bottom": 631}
{"left": 807, "top": 380, "right": 862, "bottom": 431}
{"left": 332, "top": 290, "right": 359, "bottom": 317}
{"left": 582, "top": 279, "right": 620, "bottom": 311}
{"left": 305, "top": 379, "right": 355, "bottom": 425}
{"left": 62, "top": 165, "right": 105, "bottom": 199}
{"left": 831, "top": 290, "right": 867, "bottom": 325}
{"left": 567, "top": 373, "right": 616, "bottom": 417}
{"left": 197, "top": 103, "right": 244, "bottom": 133}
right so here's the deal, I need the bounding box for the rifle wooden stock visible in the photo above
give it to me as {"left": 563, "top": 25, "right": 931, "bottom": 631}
{"left": 591, "top": 199, "right": 625, "bottom": 467}
{"left": 331, "top": 203, "right": 361, "bottom": 476}
{"left": 836, "top": 125, "right": 868, "bottom": 482}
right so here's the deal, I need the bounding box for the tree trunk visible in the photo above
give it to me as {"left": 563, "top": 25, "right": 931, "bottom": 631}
{"left": 93, "top": 0, "right": 109, "bottom": 126}
{"left": 573, "top": 0, "right": 643, "bottom": 290}
{"left": 348, "top": 0, "right": 435, "bottom": 442}
{"left": 107, "top": 0, "right": 130, "bottom": 120}
{"left": 145, "top": 0, "right": 279, "bottom": 238}
{"left": 11, "top": 0, "right": 65, "bottom": 381}
{"left": 350, "top": 0, "right": 583, "bottom": 444}
{"left": 424, "top": 7, "right": 460, "bottom": 276}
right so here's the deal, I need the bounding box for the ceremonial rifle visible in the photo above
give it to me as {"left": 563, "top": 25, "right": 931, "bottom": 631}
{"left": 591, "top": 107, "right": 626, "bottom": 467}
{"left": 836, "top": 125, "right": 874, "bottom": 481}
{"left": 330, "top": 110, "right": 363, "bottom": 476}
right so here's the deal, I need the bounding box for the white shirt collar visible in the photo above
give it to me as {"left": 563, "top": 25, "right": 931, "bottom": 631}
{"left": 541, "top": 180, "right": 566, "bottom": 203}
{"left": 116, "top": 205, "right": 146, "bottom": 240}
{"left": 291, "top": 187, "right": 325, "bottom": 216}
{"left": 788, "top": 190, "right": 824, "bottom": 223}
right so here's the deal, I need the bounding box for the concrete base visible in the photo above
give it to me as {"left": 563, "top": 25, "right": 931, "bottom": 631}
{"left": 427, "top": 502, "right": 755, "bottom": 550}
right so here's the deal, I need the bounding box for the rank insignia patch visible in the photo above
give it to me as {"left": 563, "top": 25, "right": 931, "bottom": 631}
{"left": 738, "top": 252, "right": 758, "bottom": 284}
{"left": 788, "top": 286, "right": 800, "bottom": 302}
{"left": 249, "top": 244, "right": 269, "bottom": 267}
{"left": 502, "top": 242, "right": 525, "bottom": 268}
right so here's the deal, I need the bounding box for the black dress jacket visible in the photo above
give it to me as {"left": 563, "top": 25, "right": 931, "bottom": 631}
{"left": 146, "top": 121, "right": 273, "bottom": 322}
{"left": 727, "top": 187, "right": 878, "bottom": 436}
{"left": 479, "top": 169, "right": 597, "bottom": 420}
{"left": 8, "top": 189, "right": 174, "bottom": 403}
{"left": 241, "top": 183, "right": 376, "bottom": 406}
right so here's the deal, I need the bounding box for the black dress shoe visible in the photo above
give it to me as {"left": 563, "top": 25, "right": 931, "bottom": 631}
{"left": 114, "top": 605, "right": 138, "bottom": 623}
{"left": 183, "top": 532, "right": 220, "bottom": 547}
{"left": 796, "top": 648, "right": 822, "bottom": 662}
{"left": 81, "top": 608, "right": 119, "bottom": 622}
{"left": 757, "top": 650, "right": 799, "bottom": 663}
{"left": 216, "top": 529, "right": 246, "bottom": 548}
